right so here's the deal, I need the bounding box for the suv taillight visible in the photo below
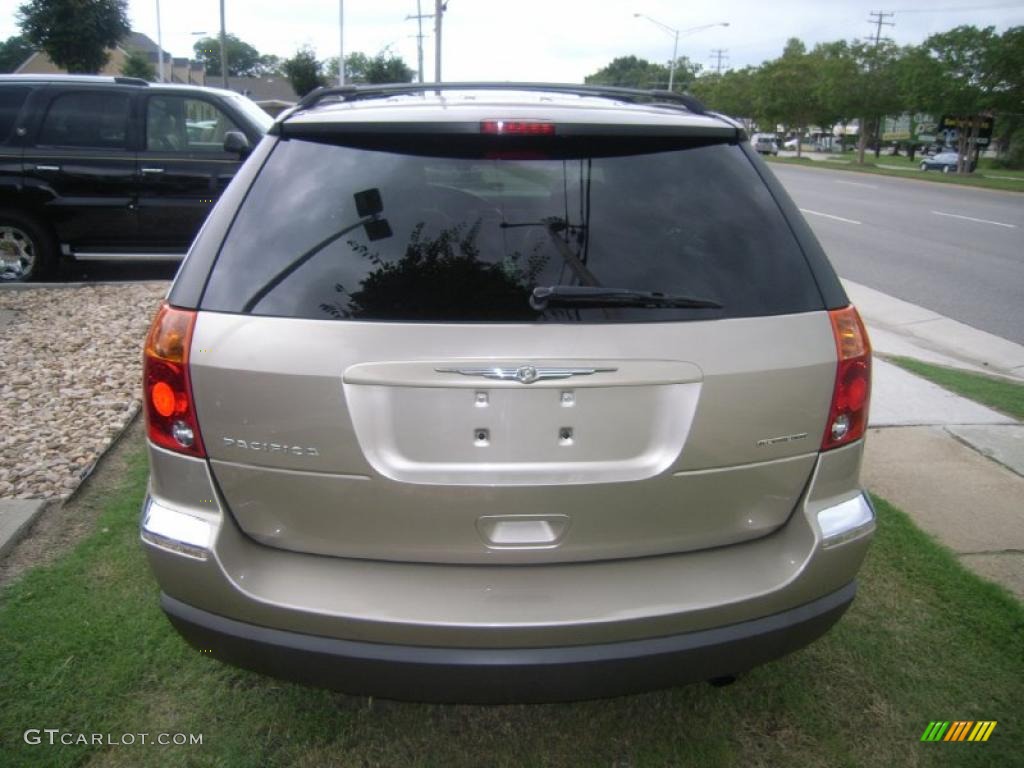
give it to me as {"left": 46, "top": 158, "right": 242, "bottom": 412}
{"left": 143, "top": 302, "right": 205, "bottom": 458}
{"left": 822, "top": 305, "right": 871, "bottom": 451}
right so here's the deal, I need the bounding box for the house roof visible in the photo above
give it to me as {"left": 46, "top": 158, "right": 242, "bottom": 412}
{"left": 121, "top": 31, "right": 172, "bottom": 61}
{"left": 225, "top": 75, "right": 298, "bottom": 104}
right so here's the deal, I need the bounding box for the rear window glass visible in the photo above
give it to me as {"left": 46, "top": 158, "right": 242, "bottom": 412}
{"left": 201, "top": 135, "right": 824, "bottom": 322}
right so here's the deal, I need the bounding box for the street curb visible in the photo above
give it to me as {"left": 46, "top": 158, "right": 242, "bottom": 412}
{"left": 844, "top": 280, "right": 1024, "bottom": 380}
{"left": 945, "top": 425, "right": 1024, "bottom": 480}
{"left": 0, "top": 500, "right": 49, "bottom": 561}
{"left": 61, "top": 406, "right": 144, "bottom": 506}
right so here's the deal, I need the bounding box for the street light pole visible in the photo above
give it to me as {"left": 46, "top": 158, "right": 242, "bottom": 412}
{"left": 338, "top": 0, "right": 345, "bottom": 85}
{"left": 668, "top": 28, "right": 678, "bottom": 91}
{"left": 415, "top": 0, "right": 424, "bottom": 83}
{"left": 633, "top": 15, "right": 729, "bottom": 91}
{"left": 219, "top": 0, "right": 229, "bottom": 89}
{"left": 434, "top": 0, "right": 444, "bottom": 83}
{"left": 155, "top": 0, "right": 164, "bottom": 82}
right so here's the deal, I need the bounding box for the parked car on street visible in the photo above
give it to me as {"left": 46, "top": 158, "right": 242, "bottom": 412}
{"left": 783, "top": 137, "right": 800, "bottom": 150}
{"left": 0, "top": 75, "right": 272, "bottom": 282}
{"left": 140, "top": 83, "right": 875, "bottom": 702}
{"left": 750, "top": 132, "right": 779, "bottom": 155}
{"left": 919, "top": 151, "right": 973, "bottom": 173}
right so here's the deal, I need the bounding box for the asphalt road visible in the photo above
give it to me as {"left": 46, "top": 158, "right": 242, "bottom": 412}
{"left": 771, "top": 163, "right": 1024, "bottom": 345}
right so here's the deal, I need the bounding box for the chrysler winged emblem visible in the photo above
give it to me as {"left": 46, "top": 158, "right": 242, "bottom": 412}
{"left": 435, "top": 365, "right": 617, "bottom": 384}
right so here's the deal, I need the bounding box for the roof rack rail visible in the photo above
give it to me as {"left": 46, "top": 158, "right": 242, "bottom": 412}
{"left": 113, "top": 76, "right": 150, "bottom": 86}
{"left": 294, "top": 82, "right": 706, "bottom": 115}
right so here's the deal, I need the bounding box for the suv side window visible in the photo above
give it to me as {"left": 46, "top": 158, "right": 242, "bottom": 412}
{"left": 38, "top": 91, "right": 131, "bottom": 149}
{"left": 0, "top": 86, "right": 30, "bottom": 144}
{"left": 146, "top": 95, "right": 240, "bottom": 152}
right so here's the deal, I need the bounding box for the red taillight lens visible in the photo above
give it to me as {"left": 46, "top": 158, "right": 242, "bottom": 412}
{"left": 822, "top": 306, "right": 871, "bottom": 450}
{"left": 480, "top": 119, "right": 555, "bottom": 135}
{"left": 143, "top": 302, "right": 205, "bottom": 457}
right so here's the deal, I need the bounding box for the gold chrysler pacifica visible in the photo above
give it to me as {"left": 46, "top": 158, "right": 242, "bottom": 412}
{"left": 140, "top": 83, "right": 874, "bottom": 703}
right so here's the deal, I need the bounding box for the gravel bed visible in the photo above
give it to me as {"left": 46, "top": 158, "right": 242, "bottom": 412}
{"left": 0, "top": 283, "right": 169, "bottom": 500}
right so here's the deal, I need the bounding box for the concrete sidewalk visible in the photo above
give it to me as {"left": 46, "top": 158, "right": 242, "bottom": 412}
{"left": 858, "top": 284, "right": 1024, "bottom": 599}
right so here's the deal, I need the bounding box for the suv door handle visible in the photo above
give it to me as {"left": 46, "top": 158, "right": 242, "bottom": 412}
{"left": 35, "top": 164, "right": 60, "bottom": 172}
{"left": 141, "top": 167, "right": 165, "bottom": 174}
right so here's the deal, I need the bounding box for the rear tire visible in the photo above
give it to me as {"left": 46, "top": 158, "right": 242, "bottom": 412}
{"left": 0, "top": 209, "right": 56, "bottom": 282}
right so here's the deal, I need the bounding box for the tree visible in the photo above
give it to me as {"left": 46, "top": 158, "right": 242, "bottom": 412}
{"left": 902, "top": 26, "right": 1001, "bottom": 173}
{"left": 0, "top": 34, "right": 33, "bottom": 73}
{"left": 756, "top": 39, "right": 821, "bottom": 157}
{"left": 283, "top": 46, "right": 326, "bottom": 97}
{"left": 326, "top": 51, "right": 416, "bottom": 84}
{"left": 690, "top": 67, "right": 758, "bottom": 122}
{"left": 838, "top": 40, "right": 904, "bottom": 164}
{"left": 193, "top": 34, "right": 262, "bottom": 77}
{"left": 584, "top": 55, "right": 700, "bottom": 92}
{"left": 256, "top": 54, "right": 283, "bottom": 76}
{"left": 988, "top": 26, "right": 1024, "bottom": 166}
{"left": 17, "top": 0, "right": 130, "bottom": 74}
{"left": 120, "top": 49, "right": 155, "bottom": 81}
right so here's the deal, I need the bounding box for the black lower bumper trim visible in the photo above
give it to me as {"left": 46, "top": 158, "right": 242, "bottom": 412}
{"left": 161, "top": 582, "right": 856, "bottom": 703}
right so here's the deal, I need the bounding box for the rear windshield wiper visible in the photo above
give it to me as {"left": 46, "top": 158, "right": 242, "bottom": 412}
{"left": 530, "top": 285, "right": 723, "bottom": 310}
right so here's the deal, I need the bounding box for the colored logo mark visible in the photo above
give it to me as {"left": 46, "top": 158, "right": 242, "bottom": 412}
{"left": 921, "top": 721, "right": 997, "bottom": 742}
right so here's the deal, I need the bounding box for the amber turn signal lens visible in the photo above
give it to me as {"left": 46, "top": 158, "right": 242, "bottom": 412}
{"left": 822, "top": 306, "right": 872, "bottom": 451}
{"left": 142, "top": 302, "right": 205, "bottom": 458}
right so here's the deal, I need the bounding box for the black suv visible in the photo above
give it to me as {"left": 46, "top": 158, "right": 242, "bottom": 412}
{"left": 0, "top": 75, "right": 272, "bottom": 281}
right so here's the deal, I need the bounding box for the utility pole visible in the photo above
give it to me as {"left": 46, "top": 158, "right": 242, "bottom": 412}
{"left": 860, "top": 11, "right": 894, "bottom": 164}
{"left": 710, "top": 48, "right": 728, "bottom": 75}
{"left": 406, "top": 0, "right": 433, "bottom": 83}
{"left": 867, "top": 10, "right": 894, "bottom": 46}
{"left": 434, "top": 0, "right": 446, "bottom": 83}
{"left": 219, "top": 0, "right": 229, "bottom": 89}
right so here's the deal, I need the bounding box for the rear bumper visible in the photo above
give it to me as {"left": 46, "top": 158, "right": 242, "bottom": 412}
{"left": 142, "top": 439, "right": 874, "bottom": 699}
{"left": 162, "top": 582, "right": 855, "bottom": 703}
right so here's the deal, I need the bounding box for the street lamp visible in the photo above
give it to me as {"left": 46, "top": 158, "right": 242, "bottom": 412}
{"left": 633, "top": 15, "right": 729, "bottom": 91}
{"left": 156, "top": 0, "right": 164, "bottom": 82}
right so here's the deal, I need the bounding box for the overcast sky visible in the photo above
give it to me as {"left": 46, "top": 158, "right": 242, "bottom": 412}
{"left": 4, "top": 0, "right": 1024, "bottom": 80}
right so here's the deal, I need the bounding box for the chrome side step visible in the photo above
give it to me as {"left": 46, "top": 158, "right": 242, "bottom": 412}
{"left": 71, "top": 252, "right": 186, "bottom": 262}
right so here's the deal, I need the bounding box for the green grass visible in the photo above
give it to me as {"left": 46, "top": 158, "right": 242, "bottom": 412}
{"left": 1, "top": 444, "right": 1022, "bottom": 767}
{"left": 766, "top": 154, "right": 1024, "bottom": 193}
{"left": 887, "top": 357, "right": 1024, "bottom": 421}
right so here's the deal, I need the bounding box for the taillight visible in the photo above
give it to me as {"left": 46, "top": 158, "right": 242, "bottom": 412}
{"left": 822, "top": 305, "right": 871, "bottom": 451}
{"left": 143, "top": 302, "right": 205, "bottom": 458}
{"left": 480, "top": 119, "right": 555, "bottom": 135}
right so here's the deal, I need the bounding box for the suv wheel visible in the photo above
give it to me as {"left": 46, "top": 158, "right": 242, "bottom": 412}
{"left": 0, "top": 210, "right": 55, "bottom": 282}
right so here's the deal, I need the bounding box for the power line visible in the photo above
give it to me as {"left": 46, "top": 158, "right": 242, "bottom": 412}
{"left": 868, "top": 10, "right": 895, "bottom": 46}
{"left": 710, "top": 48, "right": 729, "bottom": 74}
{"left": 894, "top": 2, "right": 1024, "bottom": 13}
